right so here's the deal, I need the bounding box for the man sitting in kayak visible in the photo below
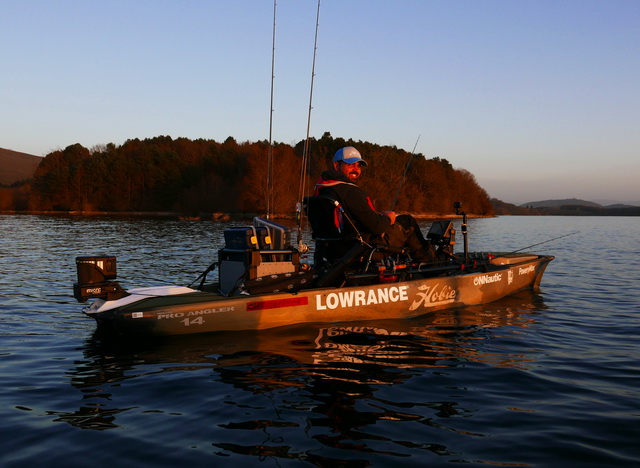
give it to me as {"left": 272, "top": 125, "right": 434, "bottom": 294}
{"left": 313, "top": 146, "right": 437, "bottom": 264}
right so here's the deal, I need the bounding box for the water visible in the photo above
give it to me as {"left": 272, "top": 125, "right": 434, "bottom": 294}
{"left": 1, "top": 215, "right": 639, "bottom": 467}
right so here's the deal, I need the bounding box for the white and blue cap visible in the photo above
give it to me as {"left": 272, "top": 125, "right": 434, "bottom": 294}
{"left": 333, "top": 146, "right": 368, "bottom": 166}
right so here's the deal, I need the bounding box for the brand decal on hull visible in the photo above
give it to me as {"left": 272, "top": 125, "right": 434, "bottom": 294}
{"left": 473, "top": 272, "right": 502, "bottom": 286}
{"left": 247, "top": 296, "right": 309, "bottom": 311}
{"left": 409, "top": 283, "right": 456, "bottom": 310}
{"left": 519, "top": 265, "right": 536, "bottom": 275}
{"left": 316, "top": 285, "right": 409, "bottom": 310}
{"left": 157, "top": 306, "right": 235, "bottom": 320}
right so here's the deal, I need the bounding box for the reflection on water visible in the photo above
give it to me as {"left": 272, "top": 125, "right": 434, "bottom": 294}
{"left": 58, "top": 290, "right": 546, "bottom": 438}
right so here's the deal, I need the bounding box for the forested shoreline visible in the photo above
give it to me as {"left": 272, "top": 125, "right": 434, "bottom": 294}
{"left": 0, "top": 133, "right": 494, "bottom": 217}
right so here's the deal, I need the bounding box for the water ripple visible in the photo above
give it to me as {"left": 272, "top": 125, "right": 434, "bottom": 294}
{"left": 1, "top": 215, "right": 639, "bottom": 467}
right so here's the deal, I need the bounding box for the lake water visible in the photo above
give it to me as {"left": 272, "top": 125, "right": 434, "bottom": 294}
{"left": 1, "top": 214, "right": 639, "bottom": 467}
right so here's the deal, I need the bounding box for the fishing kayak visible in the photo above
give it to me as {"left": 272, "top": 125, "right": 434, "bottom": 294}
{"left": 73, "top": 215, "right": 554, "bottom": 336}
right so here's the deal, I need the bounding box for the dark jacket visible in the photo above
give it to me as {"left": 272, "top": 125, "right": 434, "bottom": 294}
{"left": 314, "top": 170, "right": 391, "bottom": 240}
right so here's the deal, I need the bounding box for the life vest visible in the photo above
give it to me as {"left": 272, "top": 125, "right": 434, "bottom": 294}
{"left": 313, "top": 178, "right": 377, "bottom": 212}
{"left": 311, "top": 178, "right": 382, "bottom": 243}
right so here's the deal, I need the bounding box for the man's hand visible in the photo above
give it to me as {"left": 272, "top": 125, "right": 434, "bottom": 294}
{"left": 382, "top": 211, "right": 397, "bottom": 225}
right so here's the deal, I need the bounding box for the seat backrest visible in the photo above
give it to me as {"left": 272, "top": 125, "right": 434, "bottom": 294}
{"left": 303, "top": 196, "right": 344, "bottom": 241}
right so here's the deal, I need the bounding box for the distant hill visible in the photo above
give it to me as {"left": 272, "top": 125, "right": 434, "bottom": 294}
{"left": 603, "top": 203, "right": 638, "bottom": 209}
{"left": 593, "top": 199, "right": 640, "bottom": 208}
{"left": 0, "top": 148, "right": 42, "bottom": 185}
{"left": 515, "top": 198, "right": 640, "bottom": 216}
{"left": 490, "top": 198, "right": 542, "bottom": 215}
{"left": 520, "top": 198, "right": 601, "bottom": 209}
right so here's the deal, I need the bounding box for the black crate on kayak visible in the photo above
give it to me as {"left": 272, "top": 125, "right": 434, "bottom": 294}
{"left": 218, "top": 219, "right": 299, "bottom": 296}
{"left": 223, "top": 226, "right": 272, "bottom": 250}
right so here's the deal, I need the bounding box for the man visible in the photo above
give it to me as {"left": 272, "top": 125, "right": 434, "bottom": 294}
{"left": 313, "top": 146, "right": 437, "bottom": 263}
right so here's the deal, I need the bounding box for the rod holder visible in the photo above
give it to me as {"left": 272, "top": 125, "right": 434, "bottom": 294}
{"left": 454, "top": 202, "right": 468, "bottom": 262}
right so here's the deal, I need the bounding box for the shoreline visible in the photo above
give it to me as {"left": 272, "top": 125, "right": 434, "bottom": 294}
{"left": 0, "top": 209, "right": 493, "bottom": 221}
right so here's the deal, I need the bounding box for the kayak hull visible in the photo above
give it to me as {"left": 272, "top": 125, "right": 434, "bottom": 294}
{"left": 84, "top": 253, "right": 554, "bottom": 336}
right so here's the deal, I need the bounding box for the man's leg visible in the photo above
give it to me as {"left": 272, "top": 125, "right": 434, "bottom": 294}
{"left": 387, "top": 215, "right": 437, "bottom": 262}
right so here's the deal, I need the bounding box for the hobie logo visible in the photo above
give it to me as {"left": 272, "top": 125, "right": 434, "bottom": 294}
{"left": 316, "top": 285, "right": 409, "bottom": 310}
{"left": 409, "top": 283, "right": 456, "bottom": 311}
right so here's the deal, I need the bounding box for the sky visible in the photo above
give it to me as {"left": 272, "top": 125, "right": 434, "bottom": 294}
{"left": 1, "top": 0, "right": 638, "bottom": 205}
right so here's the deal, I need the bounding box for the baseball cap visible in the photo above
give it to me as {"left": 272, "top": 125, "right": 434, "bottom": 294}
{"left": 333, "top": 146, "right": 368, "bottom": 166}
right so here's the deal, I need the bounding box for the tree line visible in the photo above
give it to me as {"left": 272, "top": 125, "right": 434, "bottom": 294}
{"left": 2, "top": 133, "right": 494, "bottom": 216}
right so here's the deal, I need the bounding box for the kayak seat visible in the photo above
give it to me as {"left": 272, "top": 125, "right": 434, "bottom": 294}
{"left": 303, "top": 195, "right": 361, "bottom": 267}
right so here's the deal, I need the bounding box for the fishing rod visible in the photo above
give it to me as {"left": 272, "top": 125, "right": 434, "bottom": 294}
{"left": 296, "top": 0, "right": 321, "bottom": 252}
{"left": 390, "top": 134, "right": 421, "bottom": 210}
{"left": 504, "top": 231, "right": 579, "bottom": 256}
{"left": 266, "top": 0, "right": 277, "bottom": 219}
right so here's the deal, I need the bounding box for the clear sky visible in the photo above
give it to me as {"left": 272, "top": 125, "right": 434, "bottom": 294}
{"left": 2, "top": 1, "right": 638, "bottom": 205}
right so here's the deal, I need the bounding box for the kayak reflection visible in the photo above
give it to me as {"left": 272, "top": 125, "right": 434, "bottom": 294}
{"left": 56, "top": 290, "right": 547, "bottom": 433}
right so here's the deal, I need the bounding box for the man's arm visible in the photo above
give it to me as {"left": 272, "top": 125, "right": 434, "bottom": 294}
{"left": 338, "top": 185, "right": 392, "bottom": 235}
